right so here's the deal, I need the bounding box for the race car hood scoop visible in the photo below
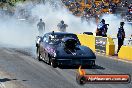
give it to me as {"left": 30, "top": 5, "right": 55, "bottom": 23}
{"left": 63, "top": 37, "right": 78, "bottom": 49}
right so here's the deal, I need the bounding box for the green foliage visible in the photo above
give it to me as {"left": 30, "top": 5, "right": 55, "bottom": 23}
{"left": 8, "top": 0, "right": 25, "bottom": 6}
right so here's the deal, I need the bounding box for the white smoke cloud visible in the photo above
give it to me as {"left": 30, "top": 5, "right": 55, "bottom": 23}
{"left": 0, "top": 0, "right": 131, "bottom": 49}
{"left": 31, "top": 2, "right": 97, "bottom": 33}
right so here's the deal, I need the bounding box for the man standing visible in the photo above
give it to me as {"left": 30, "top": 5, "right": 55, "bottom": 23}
{"left": 117, "top": 22, "right": 125, "bottom": 53}
{"left": 37, "top": 19, "right": 45, "bottom": 36}
{"left": 57, "top": 20, "right": 68, "bottom": 32}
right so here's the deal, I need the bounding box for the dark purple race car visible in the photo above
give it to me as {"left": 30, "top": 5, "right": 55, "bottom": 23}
{"left": 36, "top": 32, "right": 96, "bottom": 68}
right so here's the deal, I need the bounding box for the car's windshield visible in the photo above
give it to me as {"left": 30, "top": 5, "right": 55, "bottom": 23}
{"left": 48, "top": 34, "right": 80, "bottom": 45}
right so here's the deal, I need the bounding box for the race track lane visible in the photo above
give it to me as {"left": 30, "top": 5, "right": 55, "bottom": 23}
{"left": 0, "top": 47, "right": 132, "bottom": 88}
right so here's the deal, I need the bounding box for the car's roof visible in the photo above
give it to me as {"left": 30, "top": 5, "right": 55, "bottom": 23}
{"left": 46, "top": 32, "right": 76, "bottom": 35}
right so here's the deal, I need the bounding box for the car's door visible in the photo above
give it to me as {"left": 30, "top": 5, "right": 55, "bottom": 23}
{"left": 39, "top": 34, "right": 47, "bottom": 57}
{"left": 41, "top": 34, "right": 50, "bottom": 59}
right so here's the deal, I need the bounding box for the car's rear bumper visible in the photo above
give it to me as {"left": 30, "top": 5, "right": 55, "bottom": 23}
{"left": 56, "top": 59, "right": 95, "bottom": 66}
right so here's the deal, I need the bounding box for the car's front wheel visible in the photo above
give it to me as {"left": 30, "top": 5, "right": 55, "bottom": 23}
{"left": 36, "top": 47, "right": 42, "bottom": 61}
{"left": 50, "top": 58, "right": 57, "bottom": 68}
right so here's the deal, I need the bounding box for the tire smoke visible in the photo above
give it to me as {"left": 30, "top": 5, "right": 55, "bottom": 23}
{"left": 0, "top": 0, "right": 131, "bottom": 49}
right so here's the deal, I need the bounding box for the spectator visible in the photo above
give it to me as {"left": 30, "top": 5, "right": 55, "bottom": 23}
{"left": 109, "top": 2, "right": 116, "bottom": 13}
{"left": 69, "top": 0, "right": 75, "bottom": 3}
{"left": 100, "top": 1, "right": 105, "bottom": 9}
{"left": 92, "top": 2, "right": 96, "bottom": 8}
{"left": 73, "top": 8, "right": 81, "bottom": 15}
{"left": 84, "top": 0, "right": 89, "bottom": 5}
{"left": 69, "top": 3, "right": 76, "bottom": 11}
{"left": 65, "top": 0, "right": 71, "bottom": 7}
{"left": 124, "top": 0, "right": 128, "bottom": 7}
{"left": 128, "top": 3, "right": 132, "bottom": 15}
{"left": 105, "top": 0, "right": 109, "bottom": 3}
{"left": 84, "top": 7, "right": 91, "bottom": 15}
{"left": 75, "top": 2, "right": 81, "bottom": 10}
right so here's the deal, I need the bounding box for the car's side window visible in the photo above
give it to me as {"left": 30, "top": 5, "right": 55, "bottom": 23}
{"left": 43, "top": 34, "right": 49, "bottom": 43}
{"left": 47, "top": 35, "right": 52, "bottom": 44}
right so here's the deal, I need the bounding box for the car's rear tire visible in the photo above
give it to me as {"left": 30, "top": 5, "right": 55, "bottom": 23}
{"left": 92, "top": 60, "right": 95, "bottom": 66}
{"left": 91, "top": 60, "right": 95, "bottom": 68}
{"left": 84, "top": 60, "right": 95, "bottom": 68}
{"left": 50, "top": 58, "right": 57, "bottom": 68}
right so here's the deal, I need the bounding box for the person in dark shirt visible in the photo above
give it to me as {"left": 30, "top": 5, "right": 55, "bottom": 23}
{"left": 57, "top": 20, "right": 68, "bottom": 32}
{"left": 117, "top": 22, "right": 125, "bottom": 53}
{"left": 96, "top": 19, "right": 109, "bottom": 37}
{"left": 124, "top": 0, "right": 128, "bottom": 7}
{"left": 37, "top": 19, "right": 45, "bottom": 36}
{"left": 75, "top": 2, "right": 81, "bottom": 10}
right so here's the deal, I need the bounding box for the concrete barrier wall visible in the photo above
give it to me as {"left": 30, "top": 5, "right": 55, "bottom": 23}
{"left": 77, "top": 34, "right": 115, "bottom": 56}
{"left": 118, "top": 46, "right": 132, "bottom": 60}
{"left": 77, "top": 34, "right": 132, "bottom": 60}
{"left": 106, "top": 37, "right": 115, "bottom": 56}
{"left": 77, "top": 34, "right": 95, "bottom": 52}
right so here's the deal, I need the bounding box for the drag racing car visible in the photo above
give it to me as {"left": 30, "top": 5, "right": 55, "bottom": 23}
{"left": 36, "top": 32, "right": 96, "bottom": 68}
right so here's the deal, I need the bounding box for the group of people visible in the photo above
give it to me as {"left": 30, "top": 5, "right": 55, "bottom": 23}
{"left": 127, "top": 3, "right": 132, "bottom": 15}
{"left": 96, "top": 19, "right": 126, "bottom": 53}
{"left": 37, "top": 19, "right": 68, "bottom": 35}
{"left": 63, "top": 0, "right": 82, "bottom": 16}
{"left": 62, "top": 0, "right": 118, "bottom": 20}
{"left": 108, "top": 1, "right": 117, "bottom": 13}
{"left": 37, "top": 18, "right": 126, "bottom": 53}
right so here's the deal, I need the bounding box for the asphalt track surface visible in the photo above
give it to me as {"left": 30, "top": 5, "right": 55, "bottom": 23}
{"left": 0, "top": 47, "right": 132, "bottom": 88}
